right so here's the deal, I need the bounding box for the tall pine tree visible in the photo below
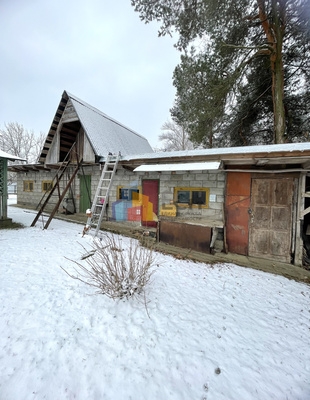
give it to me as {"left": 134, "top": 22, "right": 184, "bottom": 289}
{"left": 132, "top": 0, "right": 310, "bottom": 146}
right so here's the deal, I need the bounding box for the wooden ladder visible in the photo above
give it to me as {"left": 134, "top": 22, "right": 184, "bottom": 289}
{"left": 31, "top": 143, "right": 82, "bottom": 229}
{"left": 83, "top": 153, "right": 120, "bottom": 237}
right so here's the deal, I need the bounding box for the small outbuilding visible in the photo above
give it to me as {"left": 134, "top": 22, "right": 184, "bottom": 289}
{"left": 0, "top": 149, "right": 25, "bottom": 227}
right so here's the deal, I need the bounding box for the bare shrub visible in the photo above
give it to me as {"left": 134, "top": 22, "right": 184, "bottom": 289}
{"left": 61, "top": 233, "right": 157, "bottom": 300}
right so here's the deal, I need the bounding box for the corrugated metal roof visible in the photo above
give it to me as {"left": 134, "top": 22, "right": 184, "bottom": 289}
{"left": 134, "top": 162, "right": 221, "bottom": 172}
{"left": 67, "top": 92, "right": 153, "bottom": 156}
{"left": 121, "top": 142, "right": 310, "bottom": 162}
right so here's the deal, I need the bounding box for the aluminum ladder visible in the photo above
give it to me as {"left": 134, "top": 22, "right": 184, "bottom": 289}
{"left": 84, "top": 152, "right": 120, "bottom": 237}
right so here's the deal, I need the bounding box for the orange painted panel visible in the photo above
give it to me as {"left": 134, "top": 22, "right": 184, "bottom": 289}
{"left": 226, "top": 172, "right": 251, "bottom": 196}
{"left": 226, "top": 196, "right": 250, "bottom": 255}
{"left": 226, "top": 195, "right": 251, "bottom": 208}
{"left": 141, "top": 194, "right": 154, "bottom": 222}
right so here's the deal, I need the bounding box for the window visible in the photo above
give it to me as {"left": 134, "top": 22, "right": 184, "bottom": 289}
{"left": 42, "top": 180, "right": 53, "bottom": 192}
{"left": 174, "top": 187, "right": 210, "bottom": 208}
{"left": 23, "top": 180, "right": 34, "bottom": 192}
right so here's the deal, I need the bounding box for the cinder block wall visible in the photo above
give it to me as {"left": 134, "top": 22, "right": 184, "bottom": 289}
{"left": 16, "top": 166, "right": 226, "bottom": 225}
{"left": 16, "top": 167, "right": 80, "bottom": 212}
{"left": 156, "top": 169, "right": 225, "bottom": 222}
{"left": 110, "top": 168, "right": 225, "bottom": 223}
{"left": 16, "top": 170, "right": 55, "bottom": 209}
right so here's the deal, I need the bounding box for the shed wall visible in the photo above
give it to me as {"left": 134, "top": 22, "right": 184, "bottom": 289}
{"left": 16, "top": 166, "right": 225, "bottom": 224}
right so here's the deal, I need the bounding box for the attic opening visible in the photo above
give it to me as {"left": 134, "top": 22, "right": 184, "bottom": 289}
{"left": 59, "top": 120, "right": 81, "bottom": 162}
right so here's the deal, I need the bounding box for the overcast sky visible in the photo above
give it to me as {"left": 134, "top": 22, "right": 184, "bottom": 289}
{"left": 0, "top": 0, "right": 180, "bottom": 149}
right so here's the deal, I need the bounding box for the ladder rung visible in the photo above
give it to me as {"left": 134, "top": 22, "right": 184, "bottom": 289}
{"left": 83, "top": 152, "right": 120, "bottom": 237}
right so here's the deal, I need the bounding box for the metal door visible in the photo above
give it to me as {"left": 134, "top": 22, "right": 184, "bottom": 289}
{"left": 225, "top": 172, "right": 251, "bottom": 255}
{"left": 249, "top": 177, "right": 294, "bottom": 262}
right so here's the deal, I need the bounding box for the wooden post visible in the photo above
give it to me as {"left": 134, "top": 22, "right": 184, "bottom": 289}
{"left": 0, "top": 158, "right": 8, "bottom": 220}
{"left": 294, "top": 173, "right": 306, "bottom": 266}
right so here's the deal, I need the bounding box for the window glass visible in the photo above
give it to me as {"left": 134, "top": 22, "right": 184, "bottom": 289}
{"left": 23, "top": 181, "right": 34, "bottom": 192}
{"left": 192, "top": 191, "right": 206, "bottom": 205}
{"left": 42, "top": 181, "right": 53, "bottom": 192}
{"left": 174, "top": 186, "right": 210, "bottom": 208}
{"left": 177, "top": 190, "right": 190, "bottom": 204}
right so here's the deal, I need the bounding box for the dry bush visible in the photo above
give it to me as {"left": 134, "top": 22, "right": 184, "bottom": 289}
{"left": 61, "top": 233, "right": 157, "bottom": 300}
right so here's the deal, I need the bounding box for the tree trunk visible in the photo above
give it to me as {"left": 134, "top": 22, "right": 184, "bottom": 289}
{"left": 270, "top": 0, "right": 286, "bottom": 144}
{"left": 271, "top": 39, "right": 285, "bottom": 144}
{"left": 257, "top": 0, "right": 286, "bottom": 144}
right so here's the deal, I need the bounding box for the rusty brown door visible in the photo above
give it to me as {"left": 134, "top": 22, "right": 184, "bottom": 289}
{"left": 249, "top": 177, "right": 294, "bottom": 263}
{"left": 225, "top": 172, "right": 251, "bottom": 255}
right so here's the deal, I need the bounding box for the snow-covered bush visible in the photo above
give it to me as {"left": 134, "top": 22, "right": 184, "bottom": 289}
{"left": 62, "top": 234, "right": 157, "bottom": 300}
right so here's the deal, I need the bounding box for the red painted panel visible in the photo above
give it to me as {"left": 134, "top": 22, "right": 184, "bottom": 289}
{"left": 127, "top": 206, "right": 142, "bottom": 222}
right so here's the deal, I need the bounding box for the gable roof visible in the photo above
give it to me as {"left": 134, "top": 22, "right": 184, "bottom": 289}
{"left": 39, "top": 91, "right": 153, "bottom": 163}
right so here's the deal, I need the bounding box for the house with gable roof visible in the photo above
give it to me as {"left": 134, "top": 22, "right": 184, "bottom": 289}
{"left": 12, "top": 90, "right": 153, "bottom": 214}
{"left": 10, "top": 91, "right": 310, "bottom": 268}
{"left": 39, "top": 90, "right": 153, "bottom": 164}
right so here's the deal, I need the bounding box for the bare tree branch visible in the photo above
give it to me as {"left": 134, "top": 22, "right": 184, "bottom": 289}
{"left": 158, "top": 120, "right": 195, "bottom": 151}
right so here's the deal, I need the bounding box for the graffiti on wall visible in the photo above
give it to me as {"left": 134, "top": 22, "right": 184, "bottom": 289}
{"left": 111, "top": 189, "right": 157, "bottom": 223}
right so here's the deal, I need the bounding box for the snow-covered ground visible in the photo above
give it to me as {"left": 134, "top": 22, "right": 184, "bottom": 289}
{"left": 1, "top": 199, "right": 310, "bottom": 400}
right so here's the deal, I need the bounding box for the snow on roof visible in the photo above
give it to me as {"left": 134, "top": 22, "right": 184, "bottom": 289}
{"left": 122, "top": 142, "right": 310, "bottom": 161}
{"left": 67, "top": 92, "right": 153, "bottom": 157}
{"left": 134, "top": 162, "right": 221, "bottom": 172}
{"left": 0, "top": 149, "right": 26, "bottom": 161}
